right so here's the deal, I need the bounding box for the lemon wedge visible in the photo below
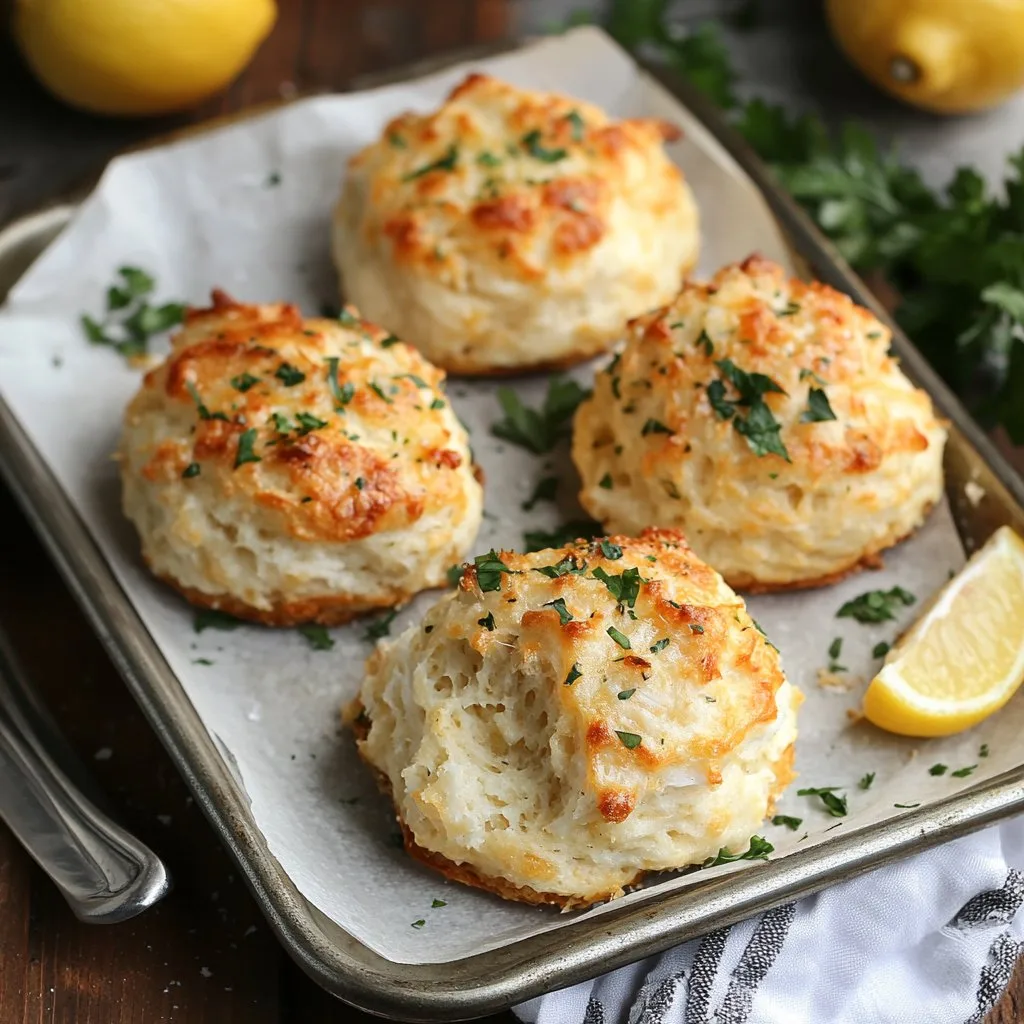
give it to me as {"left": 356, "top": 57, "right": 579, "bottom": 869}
{"left": 863, "top": 525, "right": 1024, "bottom": 737}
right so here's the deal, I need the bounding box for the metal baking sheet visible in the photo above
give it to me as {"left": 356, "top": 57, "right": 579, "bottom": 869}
{"left": 2, "top": 28, "right": 1024, "bottom": 1022}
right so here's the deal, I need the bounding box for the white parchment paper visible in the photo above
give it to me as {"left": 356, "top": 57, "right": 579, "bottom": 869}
{"left": 0, "top": 28, "right": 1008, "bottom": 966}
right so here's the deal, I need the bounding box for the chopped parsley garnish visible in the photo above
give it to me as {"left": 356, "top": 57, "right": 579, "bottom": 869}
{"left": 708, "top": 358, "right": 790, "bottom": 460}
{"left": 491, "top": 377, "right": 590, "bottom": 453}
{"left": 544, "top": 598, "right": 573, "bottom": 625}
{"left": 194, "top": 609, "right": 243, "bottom": 632}
{"left": 771, "top": 815, "right": 802, "bottom": 830}
{"left": 615, "top": 730, "right": 642, "bottom": 749}
{"left": 592, "top": 566, "right": 644, "bottom": 608}
{"left": 403, "top": 144, "right": 459, "bottom": 180}
{"left": 827, "top": 636, "right": 846, "bottom": 672}
{"left": 929, "top": 763, "right": 948, "bottom": 776}
{"left": 641, "top": 418, "right": 673, "bottom": 436}
{"left": 980, "top": 744, "right": 990, "bottom": 758}
{"left": 801, "top": 387, "right": 837, "bottom": 423}
{"left": 534, "top": 554, "right": 587, "bottom": 579}
{"left": 474, "top": 551, "right": 516, "bottom": 592}
{"left": 951, "top": 765, "right": 977, "bottom": 778}
{"left": 193, "top": 658, "right": 213, "bottom": 666}
{"left": 270, "top": 412, "right": 294, "bottom": 434}
{"left": 650, "top": 638, "right": 670, "bottom": 653}
{"left": 388, "top": 132, "right": 406, "bottom": 148}
{"left": 298, "top": 624, "right": 334, "bottom": 651}
{"left": 185, "top": 381, "right": 228, "bottom": 422}
{"left": 617, "top": 688, "right": 636, "bottom": 700}
{"left": 182, "top": 462, "right": 200, "bottom": 479}
{"left": 234, "top": 429, "right": 262, "bottom": 468}
{"left": 521, "top": 129, "right": 567, "bottom": 163}
{"left": 598, "top": 540, "right": 623, "bottom": 560}
{"left": 325, "top": 357, "right": 355, "bottom": 409}
{"left": 431, "top": 899, "right": 447, "bottom": 908}
{"left": 354, "top": 477, "right": 365, "bottom": 490}
{"left": 607, "top": 626, "right": 631, "bottom": 650}
{"left": 477, "top": 150, "right": 502, "bottom": 167}
{"left": 275, "top": 363, "right": 306, "bottom": 387}
{"left": 702, "top": 835, "right": 773, "bottom": 866}
{"left": 478, "top": 612, "right": 496, "bottom": 631}
{"left": 363, "top": 610, "right": 398, "bottom": 641}
{"left": 696, "top": 329, "right": 714, "bottom": 356}
{"left": 398, "top": 373, "right": 430, "bottom": 389}
{"left": 380, "top": 334, "right": 400, "bottom": 348}
{"left": 446, "top": 564, "right": 465, "bottom": 587}
{"left": 837, "top": 586, "right": 916, "bottom": 624}
{"left": 565, "top": 109, "right": 585, "bottom": 141}
{"left": 430, "top": 397, "right": 446, "bottom": 410}
{"left": 522, "top": 476, "right": 558, "bottom": 511}
{"left": 798, "top": 786, "right": 848, "bottom": 816}
{"left": 894, "top": 803, "right": 921, "bottom": 809}
{"left": 369, "top": 381, "right": 393, "bottom": 404}
{"left": 598, "top": 473, "right": 614, "bottom": 489}
{"left": 799, "top": 368, "right": 826, "bottom": 386}
{"left": 523, "top": 520, "right": 601, "bottom": 552}
{"left": 859, "top": 772, "right": 875, "bottom": 790}
{"left": 231, "top": 373, "right": 261, "bottom": 393}
{"left": 565, "top": 664, "right": 582, "bottom": 686}
{"left": 411, "top": 919, "right": 426, "bottom": 929}
{"left": 778, "top": 301, "right": 801, "bottom": 316}
{"left": 81, "top": 265, "right": 184, "bottom": 360}
{"left": 337, "top": 309, "right": 360, "bottom": 327}
{"left": 872, "top": 642, "right": 891, "bottom": 658}
{"left": 295, "top": 411, "right": 328, "bottom": 435}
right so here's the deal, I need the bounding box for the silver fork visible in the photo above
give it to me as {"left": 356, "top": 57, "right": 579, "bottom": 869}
{"left": 0, "top": 628, "right": 169, "bottom": 922}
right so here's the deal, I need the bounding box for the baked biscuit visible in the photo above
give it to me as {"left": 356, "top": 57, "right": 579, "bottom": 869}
{"left": 573, "top": 257, "right": 947, "bottom": 591}
{"left": 349, "top": 528, "right": 800, "bottom": 908}
{"left": 333, "top": 72, "right": 699, "bottom": 375}
{"left": 120, "top": 291, "right": 482, "bottom": 625}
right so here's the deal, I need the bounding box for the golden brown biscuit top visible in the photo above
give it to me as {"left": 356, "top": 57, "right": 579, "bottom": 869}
{"left": 127, "top": 291, "right": 473, "bottom": 543}
{"left": 601, "top": 255, "right": 941, "bottom": 474}
{"left": 348, "top": 72, "right": 684, "bottom": 282}
{"left": 430, "top": 528, "right": 785, "bottom": 823}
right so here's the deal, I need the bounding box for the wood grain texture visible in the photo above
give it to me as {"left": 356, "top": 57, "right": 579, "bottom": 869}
{"left": 0, "top": 0, "right": 1020, "bottom": 1019}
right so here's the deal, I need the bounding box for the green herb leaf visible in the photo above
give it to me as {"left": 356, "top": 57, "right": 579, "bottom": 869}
{"left": 980, "top": 744, "right": 990, "bottom": 758}
{"left": 429, "top": 397, "right": 446, "bottom": 410}
{"left": 299, "top": 624, "right": 334, "bottom": 650}
{"left": 446, "top": 564, "right": 465, "bottom": 587}
{"left": 295, "top": 411, "right": 328, "bottom": 435}
{"left": 641, "top": 418, "right": 674, "bottom": 436}
{"left": 234, "top": 429, "right": 262, "bottom": 468}
{"left": 872, "top": 641, "right": 891, "bottom": 658}
{"left": 491, "top": 378, "right": 589, "bottom": 453}
{"left": 591, "top": 566, "right": 644, "bottom": 608}
{"left": 607, "top": 625, "right": 631, "bottom": 650}
{"left": 521, "top": 129, "right": 567, "bottom": 163}
{"left": 798, "top": 786, "right": 848, "bottom": 816}
{"left": 565, "top": 663, "right": 582, "bottom": 686}
{"left": 411, "top": 919, "right": 426, "bottom": 929}
{"left": 270, "top": 412, "right": 294, "bottom": 434}
{"left": 951, "top": 765, "right": 977, "bottom": 778}
{"left": 363, "top": 610, "right": 398, "bottom": 641}
{"left": 403, "top": 144, "right": 459, "bottom": 180}
{"left": 837, "top": 586, "right": 916, "bottom": 624}
{"left": 182, "top": 462, "right": 200, "bottom": 479}
{"left": 702, "top": 835, "right": 774, "bottom": 867}
{"left": 828, "top": 637, "right": 842, "bottom": 660}
{"left": 275, "top": 363, "right": 306, "bottom": 387}
{"left": 194, "top": 609, "right": 243, "bottom": 633}
{"left": 565, "top": 109, "right": 585, "bottom": 141}
{"left": 859, "top": 772, "right": 875, "bottom": 790}
{"left": 473, "top": 551, "right": 515, "bottom": 593}
{"left": 431, "top": 898, "right": 447, "bottom": 908}
{"left": 929, "top": 763, "right": 948, "bottom": 776}
{"left": 476, "top": 150, "right": 502, "bottom": 167}
{"left": 231, "top": 373, "right": 261, "bottom": 393}
{"left": 478, "top": 612, "right": 496, "bottom": 631}
{"left": 598, "top": 473, "right": 614, "bottom": 489}
{"left": 772, "top": 815, "right": 803, "bottom": 830}
{"left": 325, "top": 357, "right": 355, "bottom": 409}
{"left": 615, "top": 729, "right": 642, "bottom": 749}
{"left": 617, "top": 688, "right": 636, "bottom": 700}
{"left": 894, "top": 803, "right": 921, "bottom": 809}
{"left": 544, "top": 598, "right": 574, "bottom": 625}
{"left": 650, "top": 638, "right": 670, "bottom": 653}
{"left": 368, "top": 381, "right": 393, "bottom": 404}
{"left": 801, "top": 387, "right": 838, "bottom": 423}
{"left": 598, "top": 540, "right": 623, "bottom": 560}
{"left": 534, "top": 554, "right": 588, "bottom": 579}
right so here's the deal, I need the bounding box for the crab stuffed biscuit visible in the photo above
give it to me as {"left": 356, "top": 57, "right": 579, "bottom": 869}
{"left": 573, "top": 257, "right": 947, "bottom": 591}
{"left": 349, "top": 529, "right": 800, "bottom": 908}
{"left": 333, "top": 73, "right": 700, "bottom": 375}
{"left": 119, "top": 292, "right": 482, "bottom": 625}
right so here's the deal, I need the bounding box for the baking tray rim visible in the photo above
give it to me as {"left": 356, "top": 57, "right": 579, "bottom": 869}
{"left": 2, "top": 32, "right": 1024, "bottom": 1022}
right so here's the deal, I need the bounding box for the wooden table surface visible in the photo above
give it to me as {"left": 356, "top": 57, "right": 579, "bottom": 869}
{"left": 0, "top": 2, "right": 1020, "bottom": 1021}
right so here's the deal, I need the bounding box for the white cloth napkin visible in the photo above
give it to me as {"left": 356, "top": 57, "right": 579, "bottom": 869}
{"left": 516, "top": 818, "right": 1024, "bottom": 1024}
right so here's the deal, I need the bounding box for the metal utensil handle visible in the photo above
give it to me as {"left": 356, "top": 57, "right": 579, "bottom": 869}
{"left": 0, "top": 633, "right": 169, "bottom": 922}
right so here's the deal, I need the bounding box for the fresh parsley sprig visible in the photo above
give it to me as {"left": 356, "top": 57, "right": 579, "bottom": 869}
{"left": 491, "top": 378, "right": 590, "bottom": 454}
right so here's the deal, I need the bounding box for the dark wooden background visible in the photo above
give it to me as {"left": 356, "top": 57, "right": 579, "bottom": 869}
{"left": 0, "top": 1, "right": 1020, "bottom": 1021}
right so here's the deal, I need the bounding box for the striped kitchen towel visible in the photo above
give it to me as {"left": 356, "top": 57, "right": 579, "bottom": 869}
{"left": 516, "top": 816, "right": 1024, "bottom": 1023}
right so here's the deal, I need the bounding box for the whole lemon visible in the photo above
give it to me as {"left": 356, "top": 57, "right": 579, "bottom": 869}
{"left": 14, "top": 0, "right": 277, "bottom": 117}
{"left": 827, "top": 0, "right": 1024, "bottom": 114}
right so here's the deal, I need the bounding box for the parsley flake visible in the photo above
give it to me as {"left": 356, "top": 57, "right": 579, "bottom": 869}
{"left": 615, "top": 730, "right": 642, "bottom": 749}
{"left": 801, "top": 387, "right": 837, "bottom": 422}
{"left": 430, "top": 397, "right": 446, "bottom": 410}
{"left": 431, "top": 898, "right": 447, "bottom": 908}
{"left": 185, "top": 381, "right": 228, "bottom": 422}
{"left": 703, "top": 835, "right": 773, "bottom": 866}
{"left": 368, "top": 381, "right": 393, "bottom": 404}
{"left": 565, "top": 664, "right": 582, "bottom": 686}
{"left": 182, "top": 462, "right": 200, "bottom": 479}
{"left": 980, "top": 744, "right": 990, "bottom": 758}
{"left": 641, "top": 418, "right": 674, "bottom": 436}
{"left": 363, "top": 610, "right": 398, "bottom": 641}
{"left": 325, "top": 358, "right": 355, "bottom": 409}
{"left": 491, "top": 378, "right": 590, "bottom": 453}
{"left": 81, "top": 266, "right": 183, "bottom": 360}
{"left": 476, "top": 150, "right": 502, "bottom": 167}
{"left": 231, "top": 373, "right": 261, "bottom": 393}
{"left": 194, "top": 609, "right": 243, "bottom": 633}
{"left": 598, "top": 540, "right": 623, "bottom": 560}
{"left": 929, "top": 763, "right": 948, "bottom": 776}
{"left": 837, "top": 587, "right": 916, "bottom": 624}
{"left": 859, "top": 772, "right": 875, "bottom": 790}
{"left": 296, "top": 411, "right": 328, "bottom": 435}
{"left": 534, "top": 555, "right": 587, "bottom": 579}
{"left": 234, "top": 429, "right": 262, "bottom": 468}
{"left": 521, "top": 129, "right": 567, "bottom": 162}
{"left": 650, "top": 638, "right": 670, "bottom": 653}
{"left": 565, "top": 109, "right": 585, "bottom": 141}
{"left": 797, "top": 786, "right": 848, "bottom": 816}
{"left": 474, "top": 551, "right": 516, "bottom": 592}
{"left": 544, "top": 598, "right": 573, "bottom": 625}
{"left": 403, "top": 144, "right": 459, "bottom": 180}
{"left": 607, "top": 626, "right": 631, "bottom": 649}
{"left": 772, "top": 815, "right": 802, "bottom": 830}
{"left": 617, "top": 688, "right": 636, "bottom": 700}
{"left": 951, "top": 765, "right": 977, "bottom": 778}
{"left": 478, "top": 612, "right": 496, "bottom": 631}
{"left": 709, "top": 358, "right": 790, "bottom": 460}
{"left": 598, "top": 473, "right": 614, "bottom": 489}
{"left": 275, "top": 363, "right": 306, "bottom": 387}
{"left": 872, "top": 641, "right": 891, "bottom": 658}
{"left": 298, "top": 624, "right": 334, "bottom": 651}
{"left": 411, "top": 919, "right": 426, "bottom": 929}
{"left": 592, "top": 566, "right": 644, "bottom": 608}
